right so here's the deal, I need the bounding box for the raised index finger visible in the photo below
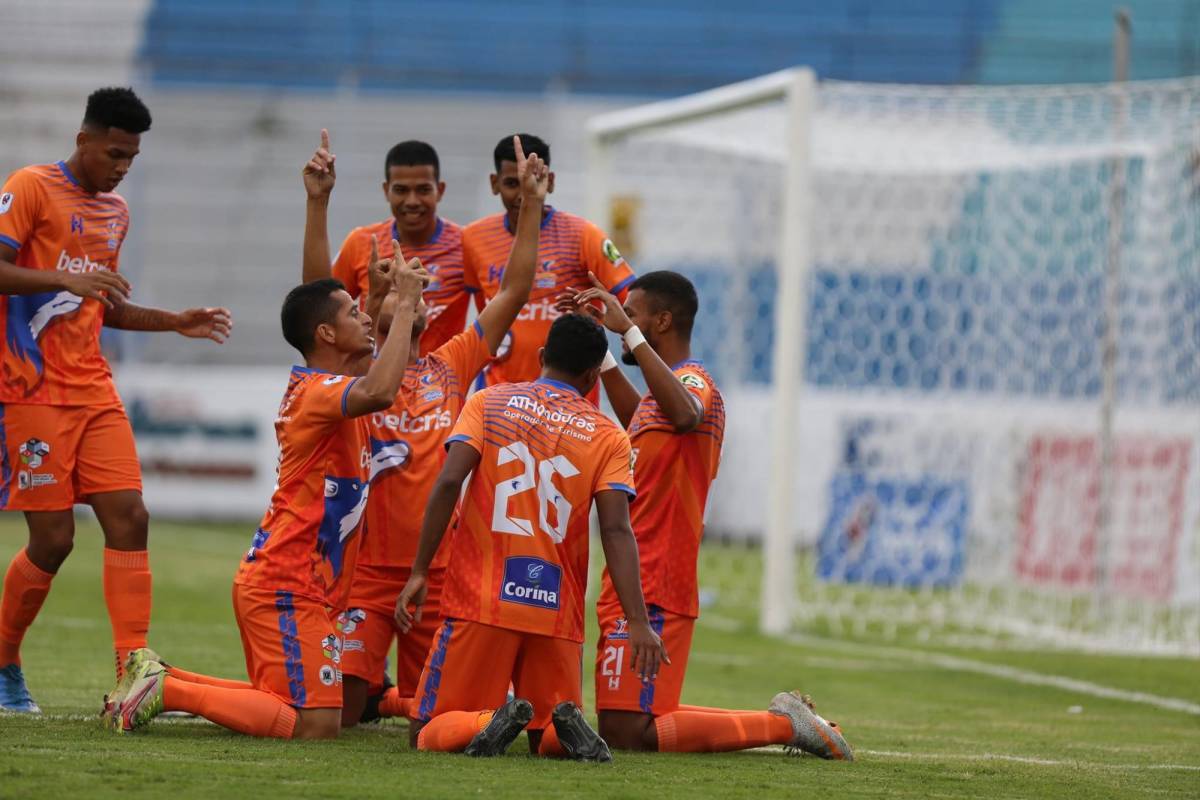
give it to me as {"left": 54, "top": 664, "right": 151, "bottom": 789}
{"left": 368, "top": 234, "right": 378, "bottom": 267}
{"left": 320, "top": 128, "right": 330, "bottom": 150}
{"left": 513, "top": 134, "right": 526, "bottom": 170}
{"left": 392, "top": 239, "right": 407, "bottom": 267}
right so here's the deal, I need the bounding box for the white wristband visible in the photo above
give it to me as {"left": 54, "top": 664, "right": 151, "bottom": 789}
{"left": 601, "top": 351, "right": 618, "bottom": 371}
{"left": 623, "top": 326, "right": 647, "bottom": 352}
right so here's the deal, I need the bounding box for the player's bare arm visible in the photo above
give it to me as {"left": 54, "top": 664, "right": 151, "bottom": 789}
{"left": 103, "top": 303, "right": 232, "bottom": 343}
{"left": 0, "top": 243, "right": 131, "bottom": 309}
{"left": 596, "top": 490, "right": 668, "bottom": 681}
{"left": 301, "top": 128, "right": 336, "bottom": 283}
{"left": 573, "top": 275, "right": 703, "bottom": 432}
{"left": 474, "top": 135, "right": 549, "bottom": 353}
{"left": 395, "top": 440, "right": 482, "bottom": 632}
{"left": 343, "top": 243, "right": 424, "bottom": 416}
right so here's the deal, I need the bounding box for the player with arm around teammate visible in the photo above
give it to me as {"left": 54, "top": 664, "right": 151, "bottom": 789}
{"left": 559, "top": 271, "right": 853, "bottom": 760}
{"left": 393, "top": 313, "right": 667, "bottom": 761}
{"left": 0, "top": 87, "right": 231, "bottom": 712}
{"left": 301, "top": 131, "right": 552, "bottom": 726}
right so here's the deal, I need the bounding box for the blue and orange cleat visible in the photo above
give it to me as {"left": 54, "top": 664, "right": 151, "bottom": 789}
{"left": 0, "top": 663, "right": 41, "bottom": 714}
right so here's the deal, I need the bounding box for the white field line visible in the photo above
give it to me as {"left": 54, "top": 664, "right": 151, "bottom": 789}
{"left": 785, "top": 634, "right": 1200, "bottom": 716}
{"left": 858, "top": 749, "right": 1200, "bottom": 773}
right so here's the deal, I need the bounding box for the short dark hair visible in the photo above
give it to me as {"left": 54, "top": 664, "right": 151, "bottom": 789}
{"left": 83, "top": 87, "right": 151, "bottom": 134}
{"left": 629, "top": 270, "right": 699, "bottom": 338}
{"left": 385, "top": 140, "right": 440, "bottom": 180}
{"left": 281, "top": 278, "right": 346, "bottom": 356}
{"left": 543, "top": 313, "right": 607, "bottom": 376}
{"left": 494, "top": 133, "right": 550, "bottom": 172}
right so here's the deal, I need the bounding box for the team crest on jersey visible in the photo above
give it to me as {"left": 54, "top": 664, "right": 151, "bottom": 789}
{"left": 534, "top": 260, "right": 557, "bottom": 289}
{"left": 106, "top": 220, "right": 120, "bottom": 250}
{"left": 322, "top": 375, "right": 344, "bottom": 386}
{"left": 18, "top": 438, "right": 50, "bottom": 469}
{"left": 680, "top": 373, "right": 706, "bottom": 391}
{"left": 319, "top": 664, "right": 338, "bottom": 686}
{"left": 602, "top": 239, "right": 623, "bottom": 265}
{"left": 0, "top": 192, "right": 12, "bottom": 215}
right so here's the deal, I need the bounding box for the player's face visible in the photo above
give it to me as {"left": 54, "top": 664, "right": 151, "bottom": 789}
{"left": 384, "top": 165, "right": 444, "bottom": 239}
{"left": 78, "top": 126, "right": 140, "bottom": 194}
{"left": 376, "top": 290, "right": 427, "bottom": 341}
{"left": 325, "top": 290, "right": 375, "bottom": 356}
{"left": 621, "top": 288, "right": 658, "bottom": 365}
{"left": 490, "top": 160, "right": 555, "bottom": 217}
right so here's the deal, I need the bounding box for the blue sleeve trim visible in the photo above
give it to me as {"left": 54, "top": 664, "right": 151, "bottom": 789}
{"left": 340, "top": 377, "right": 360, "bottom": 417}
{"left": 606, "top": 482, "right": 636, "bottom": 498}
{"left": 609, "top": 275, "right": 636, "bottom": 296}
{"left": 0, "top": 234, "right": 21, "bottom": 252}
{"left": 472, "top": 320, "right": 484, "bottom": 337}
{"left": 444, "top": 433, "right": 475, "bottom": 452}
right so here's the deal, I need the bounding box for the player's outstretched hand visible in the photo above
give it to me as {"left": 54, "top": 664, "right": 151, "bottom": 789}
{"left": 302, "top": 128, "right": 336, "bottom": 199}
{"left": 60, "top": 270, "right": 132, "bottom": 309}
{"left": 629, "top": 619, "right": 670, "bottom": 683}
{"left": 175, "top": 307, "right": 233, "bottom": 343}
{"left": 514, "top": 135, "right": 549, "bottom": 201}
{"left": 394, "top": 572, "right": 428, "bottom": 634}
{"left": 390, "top": 239, "right": 429, "bottom": 307}
{"left": 572, "top": 272, "right": 634, "bottom": 334}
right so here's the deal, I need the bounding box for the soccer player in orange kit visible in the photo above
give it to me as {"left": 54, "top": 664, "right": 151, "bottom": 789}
{"left": 102, "top": 241, "right": 428, "bottom": 739}
{"left": 0, "top": 87, "right": 231, "bottom": 713}
{"left": 394, "top": 312, "right": 667, "bottom": 761}
{"left": 313, "top": 134, "right": 468, "bottom": 356}
{"left": 299, "top": 130, "right": 551, "bottom": 726}
{"left": 559, "top": 271, "right": 854, "bottom": 760}
{"left": 461, "top": 133, "right": 635, "bottom": 401}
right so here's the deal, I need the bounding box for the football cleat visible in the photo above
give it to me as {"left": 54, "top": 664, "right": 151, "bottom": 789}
{"left": 769, "top": 690, "right": 853, "bottom": 761}
{"left": 464, "top": 698, "right": 534, "bottom": 757}
{"left": 102, "top": 648, "right": 165, "bottom": 726}
{"left": 113, "top": 659, "right": 166, "bottom": 734}
{"left": 551, "top": 701, "right": 612, "bottom": 763}
{"left": 0, "top": 663, "right": 40, "bottom": 714}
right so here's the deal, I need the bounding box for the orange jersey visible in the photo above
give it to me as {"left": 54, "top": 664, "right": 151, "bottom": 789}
{"left": 0, "top": 162, "right": 129, "bottom": 405}
{"left": 440, "top": 379, "right": 635, "bottom": 643}
{"left": 358, "top": 322, "right": 491, "bottom": 569}
{"left": 236, "top": 366, "right": 371, "bottom": 610}
{"left": 332, "top": 217, "right": 466, "bottom": 355}
{"left": 462, "top": 209, "right": 635, "bottom": 388}
{"left": 599, "top": 361, "right": 725, "bottom": 618}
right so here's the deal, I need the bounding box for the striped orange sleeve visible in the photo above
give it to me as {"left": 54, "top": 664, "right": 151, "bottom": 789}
{"left": 0, "top": 169, "right": 42, "bottom": 254}
{"left": 596, "top": 429, "right": 636, "bottom": 498}
{"left": 446, "top": 390, "right": 487, "bottom": 453}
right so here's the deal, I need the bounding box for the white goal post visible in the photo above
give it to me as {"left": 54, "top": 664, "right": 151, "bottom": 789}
{"left": 586, "top": 68, "right": 1200, "bottom": 655}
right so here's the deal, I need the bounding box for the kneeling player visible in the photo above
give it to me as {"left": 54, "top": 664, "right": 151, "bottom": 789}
{"left": 561, "top": 272, "right": 853, "bottom": 760}
{"left": 394, "top": 313, "right": 666, "bottom": 760}
{"left": 101, "top": 251, "right": 426, "bottom": 739}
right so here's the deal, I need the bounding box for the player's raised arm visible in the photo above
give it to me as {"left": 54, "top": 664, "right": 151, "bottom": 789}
{"left": 573, "top": 274, "right": 702, "bottom": 432}
{"left": 301, "top": 128, "right": 336, "bottom": 283}
{"left": 596, "top": 489, "right": 668, "bottom": 681}
{"left": 343, "top": 242, "right": 423, "bottom": 416}
{"left": 474, "top": 135, "right": 549, "bottom": 354}
{"left": 394, "top": 439, "right": 481, "bottom": 633}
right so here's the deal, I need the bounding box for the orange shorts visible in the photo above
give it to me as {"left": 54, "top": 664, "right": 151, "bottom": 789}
{"left": 0, "top": 402, "right": 141, "bottom": 511}
{"left": 233, "top": 582, "right": 343, "bottom": 709}
{"left": 594, "top": 604, "right": 694, "bottom": 715}
{"left": 340, "top": 566, "right": 445, "bottom": 697}
{"left": 412, "top": 618, "right": 582, "bottom": 730}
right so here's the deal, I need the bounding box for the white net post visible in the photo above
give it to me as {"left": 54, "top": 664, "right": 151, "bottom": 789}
{"left": 762, "top": 69, "right": 816, "bottom": 634}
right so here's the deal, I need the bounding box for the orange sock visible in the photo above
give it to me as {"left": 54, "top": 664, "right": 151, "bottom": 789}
{"left": 0, "top": 549, "right": 54, "bottom": 666}
{"left": 654, "top": 709, "right": 792, "bottom": 753}
{"left": 416, "top": 710, "right": 494, "bottom": 752}
{"left": 536, "top": 725, "right": 567, "bottom": 757}
{"left": 166, "top": 666, "right": 253, "bottom": 690}
{"left": 103, "top": 548, "right": 151, "bottom": 678}
{"left": 164, "top": 675, "right": 297, "bottom": 738}
{"left": 378, "top": 687, "right": 411, "bottom": 718}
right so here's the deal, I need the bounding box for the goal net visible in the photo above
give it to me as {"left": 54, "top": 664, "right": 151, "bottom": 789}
{"left": 587, "top": 69, "right": 1200, "bottom": 656}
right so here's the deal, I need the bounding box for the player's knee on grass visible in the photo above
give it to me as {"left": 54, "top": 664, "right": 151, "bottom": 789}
{"left": 294, "top": 707, "right": 342, "bottom": 739}
{"left": 23, "top": 510, "right": 76, "bottom": 572}
{"left": 598, "top": 710, "right": 658, "bottom": 751}
{"left": 89, "top": 490, "right": 150, "bottom": 550}
{"left": 341, "top": 675, "right": 369, "bottom": 728}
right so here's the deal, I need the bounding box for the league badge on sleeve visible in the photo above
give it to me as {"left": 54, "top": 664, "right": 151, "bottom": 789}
{"left": 0, "top": 192, "right": 13, "bottom": 215}
{"left": 680, "top": 373, "right": 706, "bottom": 391}
{"left": 601, "top": 239, "right": 624, "bottom": 265}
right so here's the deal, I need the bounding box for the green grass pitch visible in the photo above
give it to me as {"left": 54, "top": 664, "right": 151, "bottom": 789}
{"left": 1, "top": 515, "right": 1197, "bottom": 799}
